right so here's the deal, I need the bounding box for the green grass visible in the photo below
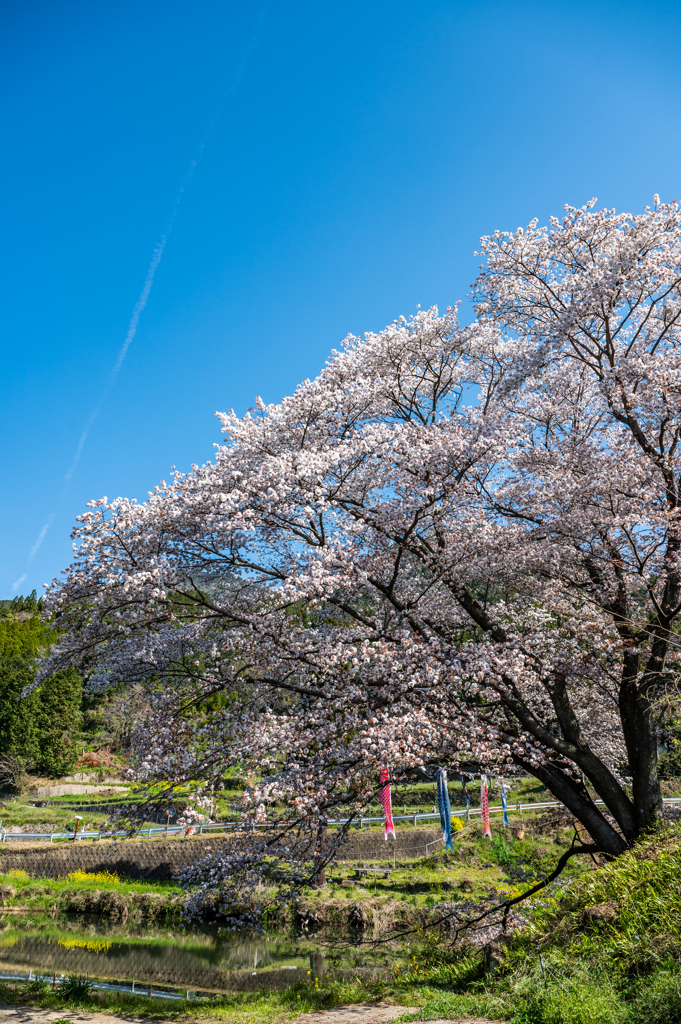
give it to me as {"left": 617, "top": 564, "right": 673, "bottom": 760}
{"left": 0, "top": 801, "right": 112, "bottom": 830}
{"left": 392, "top": 824, "right": 681, "bottom": 1024}
{"left": 506, "top": 824, "right": 681, "bottom": 974}
{"left": 305, "top": 815, "right": 590, "bottom": 909}
{"left": 0, "top": 975, "right": 497, "bottom": 1023}
{"left": 0, "top": 868, "right": 177, "bottom": 894}
{"left": 0, "top": 868, "right": 182, "bottom": 921}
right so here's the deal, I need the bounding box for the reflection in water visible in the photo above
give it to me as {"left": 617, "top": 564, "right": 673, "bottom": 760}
{"left": 58, "top": 938, "right": 111, "bottom": 953}
{"left": 0, "top": 915, "right": 389, "bottom": 993}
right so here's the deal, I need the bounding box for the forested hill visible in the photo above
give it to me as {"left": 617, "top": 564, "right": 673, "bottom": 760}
{"left": 0, "top": 589, "right": 44, "bottom": 616}
{"left": 0, "top": 614, "right": 52, "bottom": 658}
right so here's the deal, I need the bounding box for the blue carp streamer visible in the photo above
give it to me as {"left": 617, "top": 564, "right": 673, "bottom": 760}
{"left": 436, "top": 768, "right": 454, "bottom": 851}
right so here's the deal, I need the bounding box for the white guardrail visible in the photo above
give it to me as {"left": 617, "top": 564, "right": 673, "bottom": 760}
{"left": 2, "top": 797, "right": 680, "bottom": 843}
{"left": 0, "top": 968, "right": 205, "bottom": 1001}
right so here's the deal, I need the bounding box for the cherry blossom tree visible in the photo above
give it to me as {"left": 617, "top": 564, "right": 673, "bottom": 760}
{"left": 41, "top": 198, "right": 681, "bottom": 885}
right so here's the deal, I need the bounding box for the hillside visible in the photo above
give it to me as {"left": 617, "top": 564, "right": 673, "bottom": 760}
{"left": 392, "top": 824, "right": 681, "bottom": 1024}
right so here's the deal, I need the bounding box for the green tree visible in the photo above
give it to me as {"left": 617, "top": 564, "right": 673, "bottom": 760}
{"left": 0, "top": 603, "right": 82, "bottom": 779}
{"left": 33, "top": 667, "right": 82, "bottom": 776}
{"left": 0, "top": 657, "right": 41, "bottom": 767}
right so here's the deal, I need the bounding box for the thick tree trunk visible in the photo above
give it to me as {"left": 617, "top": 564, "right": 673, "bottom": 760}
{"left": 543, "top": 673, "right": 639, "bottom": 843}
{"left": 502, "top": 682, "right": 638, "bottom": 844}
{"left": 513, "top": 755, "right": 628, "bottom": 856}
{"left": 619, "top": 664, "right": 664, "bottom": 833}
{"left": 628, "top": 699, "right": 664, "bottom": 832}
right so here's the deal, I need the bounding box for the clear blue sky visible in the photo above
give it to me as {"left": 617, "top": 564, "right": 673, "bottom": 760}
{"left": 2, "top": 0, "right": 681, "bottom": 597}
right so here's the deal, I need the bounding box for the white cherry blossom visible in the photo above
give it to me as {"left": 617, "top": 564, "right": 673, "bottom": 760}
{"left": 40, "top": 202, "right": 681, "bottom": 884}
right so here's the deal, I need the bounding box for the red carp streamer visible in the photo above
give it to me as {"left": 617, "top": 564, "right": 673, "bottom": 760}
{"left": 481, "top": 775, "right": 491, "bottom": 838}
{"left": 379, "top": 768, "right": 395, "bottom": 839}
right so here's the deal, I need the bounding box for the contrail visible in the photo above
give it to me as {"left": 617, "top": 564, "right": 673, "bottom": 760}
{"left": 13, "top": 3, "right": 270, "bottom": 592}
{"left": 14, "top": 170, "right": 188, "bottom": 591}
{"left": 63, "top": 206, "right": 180, "bottom": 488}
{"left": 11, "top": 517, "right": 54, "bottom": 587}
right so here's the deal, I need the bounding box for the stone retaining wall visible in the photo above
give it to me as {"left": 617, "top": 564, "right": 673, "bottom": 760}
{"left": 0, "top": 834, "right": 215, "bottom": 881}
{"left": 339, "top": 827, "right": 442, "bottom": 861}
{"left": 31, "top": 784, "right": 128, "bottom": 798}
{"left": 0, "top": 827, "right": 442, "bottom": 880}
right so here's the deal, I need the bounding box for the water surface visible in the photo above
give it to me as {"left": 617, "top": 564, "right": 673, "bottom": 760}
{"left": 0, "top": 914, "right": 390, "bottom": 993}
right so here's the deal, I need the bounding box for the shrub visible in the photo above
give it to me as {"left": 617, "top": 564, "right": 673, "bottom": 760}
{"left": 658, "top": 743, "right": 681, "bottom": 781}
{"left": 57, "top": 975, "right": 94, "bottom": 998}
{"left": 25, "top": 978, "right": 49, "bottom": 996}
{"left": 490, "top": 833, "right": 518, "bottom": 865}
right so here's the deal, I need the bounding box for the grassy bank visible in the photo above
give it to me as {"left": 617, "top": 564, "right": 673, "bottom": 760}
{"left": 0, "top": 973, "right": 500, "bottom": 1023}
{"left": 0, "top": 820, "right": 680, "bottom": 1022}
{"left": 392, "top": 824, "right": 681, "bottom": 1023}
{"left": 170, "top": 811, "right": 590, "bottom": 931}
{"left": 0, "top": 978, "right": 356, "bottom": 1022}
{"left": 0, "top": 868, "right": 183, "bottom": 919}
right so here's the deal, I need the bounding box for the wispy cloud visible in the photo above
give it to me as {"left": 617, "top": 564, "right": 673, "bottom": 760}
{"left": 13, "top": 3, "right": 270, "bottom": 591}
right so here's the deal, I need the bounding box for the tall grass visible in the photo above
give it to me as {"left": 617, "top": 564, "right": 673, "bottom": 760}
{"left": 399, "top": 825, "right": 681, "bottom": 1024}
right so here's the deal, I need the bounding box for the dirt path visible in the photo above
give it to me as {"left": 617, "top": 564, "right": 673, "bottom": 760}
{"left": 0, "top": 1008, "right": 148, "bottom": 1024}
{"left": 296, "top": 1004, "right": 418, "bottom": 1024}
{"left": 296, "top": 1003, "right": 495, "bottom": 1024}
{"left": 0, "top": 1003, "right": 496, "bottom": 1024}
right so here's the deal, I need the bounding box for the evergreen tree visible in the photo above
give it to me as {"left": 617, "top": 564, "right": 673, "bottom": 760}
{"left": 33, "top": 667, "right": 82, "bottom": 776}
{"left": 0, "top": 602, "right": 82, "bottom": 780}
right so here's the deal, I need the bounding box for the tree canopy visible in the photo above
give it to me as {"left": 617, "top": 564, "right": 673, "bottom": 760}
{"left": 43, "top": 198, "right": 681, "bottom": 864}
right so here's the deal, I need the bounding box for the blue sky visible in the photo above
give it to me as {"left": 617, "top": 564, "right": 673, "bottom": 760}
{"left": 3, "top": 0, "right": 681, "bottom": 597}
